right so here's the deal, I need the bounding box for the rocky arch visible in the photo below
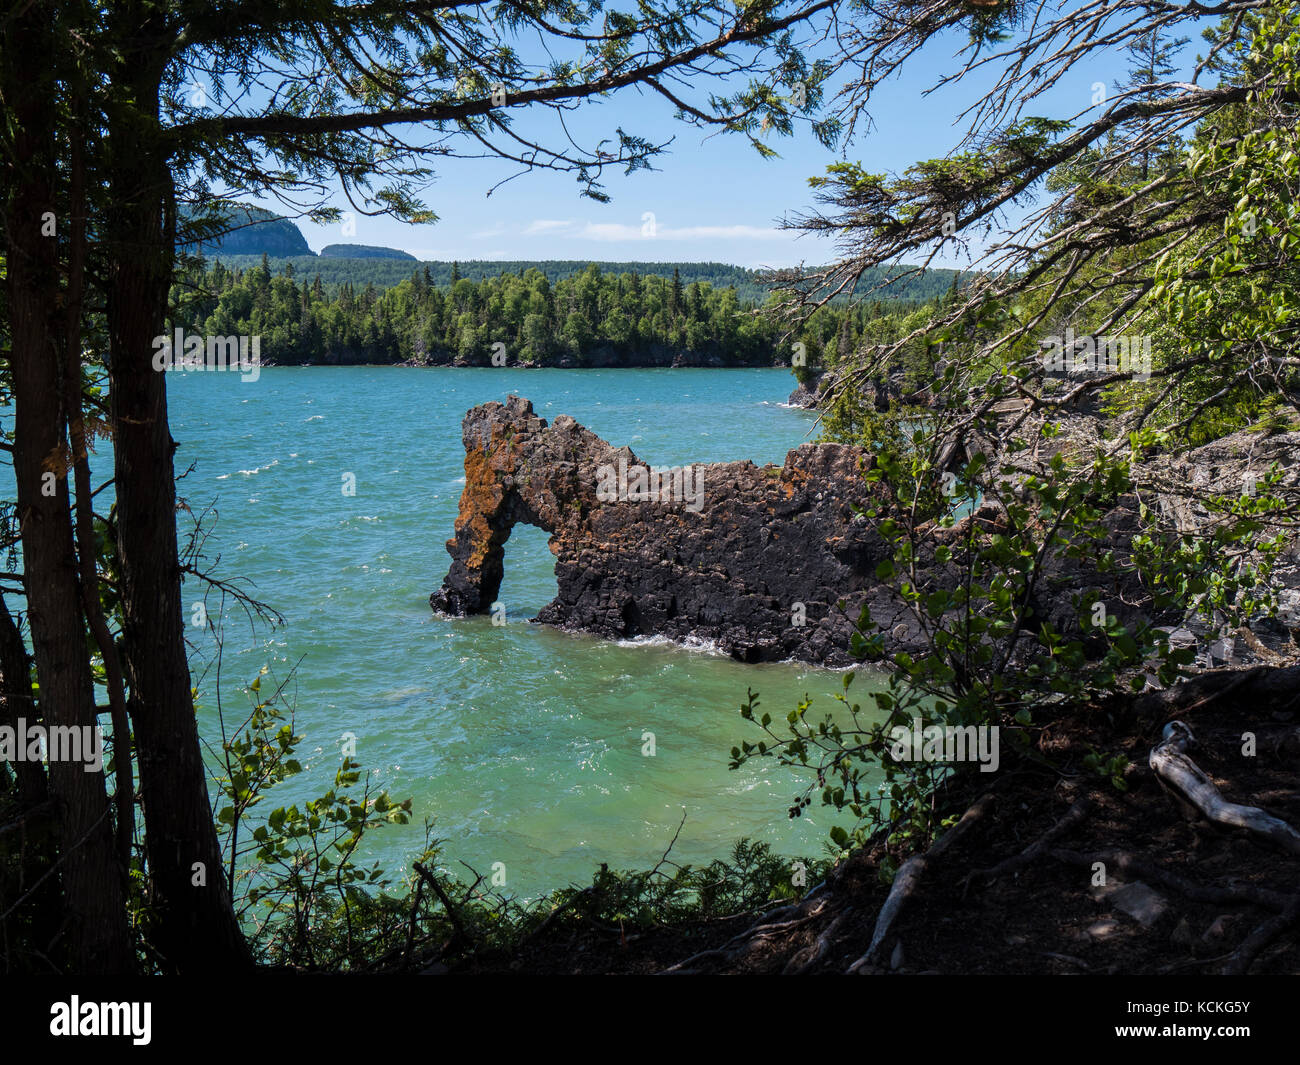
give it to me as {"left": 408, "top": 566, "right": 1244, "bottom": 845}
{"left": 430, "top": 395, "right": 902, "bottom": 665}
{"left": 431, "top": 397, "right": 1300, "bottom": 666}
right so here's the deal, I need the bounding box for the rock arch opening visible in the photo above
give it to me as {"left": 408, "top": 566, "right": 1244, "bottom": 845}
{"left": 495, "top": 521, "right": 560, "bottom": 622}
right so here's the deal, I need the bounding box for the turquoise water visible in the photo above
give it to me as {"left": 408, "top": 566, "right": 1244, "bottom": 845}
{"left": 167, "top": 367, "right": 879, "bottom": 894}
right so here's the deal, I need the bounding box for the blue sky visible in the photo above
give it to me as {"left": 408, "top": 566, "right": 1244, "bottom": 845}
{"left": 241, "top": 21, "right": 1186, "bottom": 270}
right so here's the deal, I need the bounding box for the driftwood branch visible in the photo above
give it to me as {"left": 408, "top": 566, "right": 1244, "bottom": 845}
{"left": 660, "top": 887, "right": 829, "bottom": 974}
{"left": 1220, "top": 893, "right": 1300, "bottom": 975}
{"left": 413, "top": 862, "right": 473, "bottom": 951}
{"left": 784, "top": 906, "right": 855, "bottom": 975}
{"left": 1149, "top": 721, "right": 1300, "bottom": 855}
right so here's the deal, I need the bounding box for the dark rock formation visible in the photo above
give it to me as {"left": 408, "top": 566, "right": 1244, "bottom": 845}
{"left": 1147, "top": 426, "right": 1300, "bottom": 661}
{"left": 786, "top": 368, "right": 901, "bottom": 413}
{"left": 786, "top": 373, "right": 825, "bottom": 409}
{"left": 430, "top": 395, "right": 913, "bottom": 664}
{"left": 431, "top": 397, "right": 1300, "bottom": 668}
{"left": 964, "top": 415, "right": 1300, "bottom": 665}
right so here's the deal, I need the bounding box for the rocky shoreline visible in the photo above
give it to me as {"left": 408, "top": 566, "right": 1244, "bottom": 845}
{"left": 431, "top": 395, "right": 1300, "bottom": 668}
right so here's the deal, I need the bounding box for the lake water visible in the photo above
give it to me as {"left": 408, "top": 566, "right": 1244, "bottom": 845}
{"left": 167, "top": 367, "right": 880, "bottom": 895}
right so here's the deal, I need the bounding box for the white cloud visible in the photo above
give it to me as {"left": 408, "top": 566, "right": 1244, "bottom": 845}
{"left": 566, "top": 221, "right": 782, "bottom": 242}
{"left": 577, "top": 222, "right": 642, "bottom": 242}
{"left": 523, "top": 219, "right": 576, "bottom": 235}
{"left": 661, "top": 225, "right": 782, "bottom": 241}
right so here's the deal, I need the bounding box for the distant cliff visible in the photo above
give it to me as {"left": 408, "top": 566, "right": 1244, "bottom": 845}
{"left": 179, "top": 205, "right": 419, "bottom": 261}
{"left": 180, "top": 204, "right": 314, "bottom": 258}
{"left": 319, "top": 243, "right": 416, "bottom": 260}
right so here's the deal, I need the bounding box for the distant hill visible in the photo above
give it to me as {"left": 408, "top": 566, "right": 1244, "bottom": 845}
{"left": 179, "top": 203, "right": 313, "bottom": 258}
{"left": 180, "top": 203, "right": 965, "bottom": 304}
{"left": 319, "top": 244, "right": 416, "bottom": 260}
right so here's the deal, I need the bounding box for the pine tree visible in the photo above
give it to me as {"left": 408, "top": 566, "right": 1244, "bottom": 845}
{"left": 1118, "top": 29, "right": 1190, "bottom": 181}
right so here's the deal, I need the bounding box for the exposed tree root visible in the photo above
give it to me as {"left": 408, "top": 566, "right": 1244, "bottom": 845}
{"left": 1164, "top": 667, "right": 1270, "bottom": 718}
{"left": 845, "top": 793, "right": 996, "bottom": 975}
{"left": 1220, "top": 893, "right": 1300, "bottom": 975}
{"left": 784, "top": 907, "right": 855, "bottom": 975}
{"left": 1038, "top": 950, "right": 1089, "bottom": 970}
{"left": 1149, "top": 721, "right": 1300, "bottom": 855}
{"left": 1131, "top": 665, "right": 1298, "bottom": 717}
{"left": 1047, "top": 847, "right": 1291, "bottom": 911}
{"left": 962, "top": 796, "right": 1093, "bottom": 896}
{"left": 659, "top": 888, "right": 830, "bottom": 974}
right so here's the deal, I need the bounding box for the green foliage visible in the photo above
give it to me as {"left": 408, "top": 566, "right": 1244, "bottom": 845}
{"left": 207, "top": 255, "right": 968, "bottom": 307}
{"left": 208, "top": 256, "right": 783, "bottom": 300}
{"left": 318, "top": 244, "right": 416, "bottom": 261}
{"left": 1081, "top": 749, "right": 1131, "bottom": 792}
{"left": 524, "top": 838, "right": 829, "bottom": 940}
{"left": 212, "top": 666, "right": 416, "bottom": 969}
{"left": 177, "top": 261, "right": 774, "bottom": 366}
{"left": 1129, "top": 441, "right": 1289, "bottom": 624}
{"left": 1137, "top": 11, "right": 1300, "bottom": 442}
{"left": 733, "top": 417, "right": 1286, "bottom": 859}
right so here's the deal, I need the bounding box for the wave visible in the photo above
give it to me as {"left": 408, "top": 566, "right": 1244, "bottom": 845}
{"left": 612, "top": 633, "right": 727, "bottom": 657}
{"left": 216, "top": 458, "right": 280, "bottom": 479}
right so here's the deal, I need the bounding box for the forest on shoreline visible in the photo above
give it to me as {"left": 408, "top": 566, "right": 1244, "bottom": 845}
{"left": 177, "top": 256, "right": 953, "bottom": 368}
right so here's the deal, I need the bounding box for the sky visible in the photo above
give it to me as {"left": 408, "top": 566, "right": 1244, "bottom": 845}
{"left": 234, "top": 17, "right": 1191, "bottom": 271}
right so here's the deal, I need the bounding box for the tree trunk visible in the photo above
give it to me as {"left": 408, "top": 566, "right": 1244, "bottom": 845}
{"left": 1, "top": 0, "right": 134, "bottom": 973}
{"left": 0, "top": 594, "right": 45, "bottom": 809}
{"left": 104, "top": 61, "right": 251, "bottom": 973}
{"left": 0, "top": 593, "right": 63, "bottom": 963}
{"left": 63, "top": 72, "right": 136, "bottom": 878}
